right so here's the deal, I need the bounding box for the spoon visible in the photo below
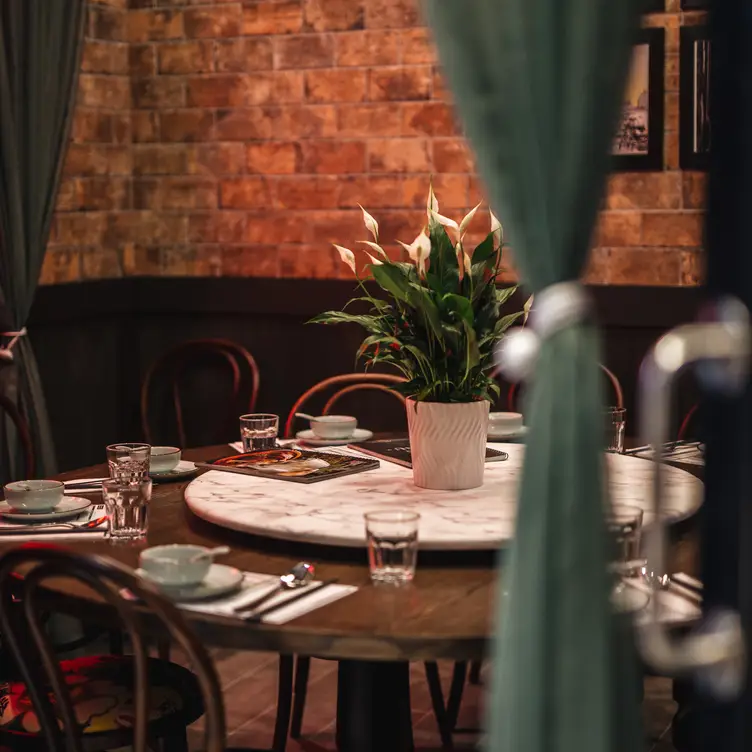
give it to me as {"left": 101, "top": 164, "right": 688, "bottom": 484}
{"left": 189, "top": 546, "right": 230, "bottom": 563}
{"left": 295, "top": 412, "right": 317, "bottom": 422}
{"left": 233, "top": 561, "right": 315, "bottom": 614}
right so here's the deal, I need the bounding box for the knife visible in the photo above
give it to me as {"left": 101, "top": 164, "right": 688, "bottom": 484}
{"left": 240, "top": 579, "right": 339, "bottom": 622}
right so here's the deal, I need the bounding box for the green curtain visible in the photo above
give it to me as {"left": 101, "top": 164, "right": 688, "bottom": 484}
{"left": 426, "top": 2, "right": 643, "bottom": 751}
{"left": 0, "top": 1, "right": 86, "bottom": 480}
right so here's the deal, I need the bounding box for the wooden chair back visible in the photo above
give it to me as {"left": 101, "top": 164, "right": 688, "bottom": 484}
{"left": 285, "top": 373, "right": 406, "bottom": 438}
{"left": 0, "top": 544, "right": 225, "bottom": 752}
{"left": 677, "top": 403, "right": 699, "bottom": 441}
{"left": 141, "top": 338, "right": 260, "bottom": 447}
{"left": 506, "top": 364, "right": 624, "bottom": 412}
{"left": 0, "top": 392, "right": 34, "bottom": 480}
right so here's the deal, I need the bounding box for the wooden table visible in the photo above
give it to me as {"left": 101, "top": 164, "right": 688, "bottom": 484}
{"left": 0, "top": 445, "right": 703, "bottom": 752}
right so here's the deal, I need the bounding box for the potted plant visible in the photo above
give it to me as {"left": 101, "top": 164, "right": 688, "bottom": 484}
{"left": 311, "top": 186, "right": 528, "bottom": 490}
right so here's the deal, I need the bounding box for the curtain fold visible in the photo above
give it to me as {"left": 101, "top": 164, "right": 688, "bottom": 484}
{"left": 426, "top": 1, "right": 643, "bottom": 750}
{"left": 0, "top": 0, "right": 86, "bottom": 480}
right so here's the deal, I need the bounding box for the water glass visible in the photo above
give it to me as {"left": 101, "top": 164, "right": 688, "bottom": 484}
{"left": 102, "top": 478, "right": 152, "bottom": 539}
{"left": 106, "top": 443, "right": 151, "bottom": 481}
{"left": 605, "top": 504, "right": 644, "bottom": 578}
{"left": 365, "top": 510, "right": 420, "bottom": 586}
{"left": 240, "top": 413, "right": 279, "bottom": 452}
{"left": 605, "top": 407, "right": 626, "bottom": 453}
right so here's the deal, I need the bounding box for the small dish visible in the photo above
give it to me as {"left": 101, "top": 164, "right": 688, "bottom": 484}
{"left": 0, "top": 496, "right": 91, "bottom": 522}
{"left": 611, "top": 584, "right": 650, "bottom": 614}
{"left": 140, "top": 544, "right": 217, "bottom": 587}
{"left": 296, "top": 428, "right": 374, "bottom": 446}
{"left": 138, "top": 564, "right": 244, "bottom": 602}
{"left": 4, "top": 480, "right": 64, "bottom": 512}
{"left": 150, "top": 446, "right": 181, "bottom": 474}
{"left": 150, "top": 460, "right": 197, "bottom": 481}
{"left": 308, "top": 415, "right": 358, "bottom": 440}
{"left": 487, "top": 426, "right": 529, "bottom": 441}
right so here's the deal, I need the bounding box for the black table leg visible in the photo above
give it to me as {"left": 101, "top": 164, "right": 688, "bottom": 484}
{"left": 336, "top": 659, "right": 414, "bottom": 752}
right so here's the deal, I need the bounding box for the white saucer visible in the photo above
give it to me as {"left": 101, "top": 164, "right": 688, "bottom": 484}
{"left": 150, "top": 460, "right": 197, "bottom": 482}
{"left": 488, "top": 426, "right": 528, "bottom": 442}
{"left": 296, "top": 428, "right": 374, "bottom": 446}
{"left": 138, "top": 563, "right": 244, "bottom": 602}
{"left": 0, "top": 496, "right": 92, "bottom": 522}
{"left": 611, "top": 584, "right": 650, "bottom": 614}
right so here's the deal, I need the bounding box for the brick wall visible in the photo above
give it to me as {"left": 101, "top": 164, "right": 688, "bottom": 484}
{"left": 43, "top": 0, "right": 707, "bottom": 286}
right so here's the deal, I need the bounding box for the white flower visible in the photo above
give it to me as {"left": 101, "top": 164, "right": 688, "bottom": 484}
{"left": 463, "top": 250, "right": 472, "bottom": 276}
{"left": 358, "top": 204, "right": 379, "bottom": 241}
{"left": 429, "top": 209, "right": 459, "bottom": 233}
{"left": 490, "top": 210, "right": 503, "bottom": 250}
{"left": 357, "top": 240, "right": 388, "bottom": 258}
{"left": 426, "top": 182, "right": 439, "bottom": 219}
{"left": 364, "top": 251, "right": 383, "bottom": 266}
{"left": 397, "top": 230, "right": 431, "bottom": 277}
{"left": 334, "top": 244, "right": 356, "bottom": 274}
{"left": 459, "top": 201, "right": 483, "bottom": 237}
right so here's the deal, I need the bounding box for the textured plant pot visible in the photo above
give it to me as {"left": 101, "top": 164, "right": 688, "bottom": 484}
{"left": 406, "top": 398, "right": 490, "bottom": 490}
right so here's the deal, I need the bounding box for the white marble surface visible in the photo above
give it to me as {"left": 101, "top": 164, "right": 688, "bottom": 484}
{"left": 183, "top": 444, "right": 703, "bottom": 551}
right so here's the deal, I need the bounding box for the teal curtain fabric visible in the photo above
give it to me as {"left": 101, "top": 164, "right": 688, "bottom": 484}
{"left": 0, "top": 1, "right": 86, "bottom": 480}
{"left": 426, "top": 2, "right": 643, "bottom": 751}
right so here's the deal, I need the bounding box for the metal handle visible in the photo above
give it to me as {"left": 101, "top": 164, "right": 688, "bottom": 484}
{"left": 637, "top": 297, "right": 750, "bottom": 698}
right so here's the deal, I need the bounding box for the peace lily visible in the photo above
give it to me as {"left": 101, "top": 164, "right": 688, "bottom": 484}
{"left": 312, "top": 186, "right": 526, "bottom": 404}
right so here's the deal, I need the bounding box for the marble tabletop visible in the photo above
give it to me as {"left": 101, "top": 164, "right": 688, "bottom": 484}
{"left": 183, "top": 444, "right": 704, "bottom": 551}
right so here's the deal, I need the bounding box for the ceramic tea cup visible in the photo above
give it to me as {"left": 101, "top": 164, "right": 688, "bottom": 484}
{"left": 3, "top": 480, "right": 64, "bottom": 512}
{"left": 309, "top": 415, "right": 358, "bottom": 439}
{"left": 149, "top": 446, "right": 181, "bottom": 474}
{"left": 139, "top": 544, "right": 221, "bottom": 587}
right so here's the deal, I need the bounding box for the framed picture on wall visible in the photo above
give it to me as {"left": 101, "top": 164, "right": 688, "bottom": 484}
{"left": 612, "top": 28, "right": 665, "bottom": 171}
{"left": 680, "top": 26, "right": 711, "bottom": 170}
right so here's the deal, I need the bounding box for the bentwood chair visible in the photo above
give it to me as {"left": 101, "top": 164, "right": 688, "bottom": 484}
{"left": 677, "top": 403, "right": 699, "bottom": 441}
{"left": 0, "top": 392, "right": 34, "bottom": 482}
{"left": 141, "top": 339, "right": 261, "bottom": 447}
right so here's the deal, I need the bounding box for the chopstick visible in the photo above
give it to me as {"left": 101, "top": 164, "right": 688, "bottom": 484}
{"left": 240, "top": 579, "right": 339, "bottom": 622}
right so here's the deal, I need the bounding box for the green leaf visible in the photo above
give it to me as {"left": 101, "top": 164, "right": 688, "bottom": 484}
{"left": 442, "top": 293, "right": 474, "bottom": 329}
{"left": 495, "top": 284, "right": 518, "bottom": 308}
{"left": 471, "top": 233, "right": 497, "bottom": 266}
{"left": 308, "top": 311, "right": 385, "bottom": 334}
{"left": 370, "top": 263, "right": 413, "bottom": 304}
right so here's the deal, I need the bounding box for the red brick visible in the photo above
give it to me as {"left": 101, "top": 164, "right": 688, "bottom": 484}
{"left": 78, "top": 75, "right": 131, "bottom": 109}
{"left": 303, "top": 0, "right": 364, "bottom": 31}
{"left": 222, "top": 246, "right": 280, "bottom": 277}
{"left": 682, "top": 172, "right": 707, "bottom": 210}
{"left": 78, "top": 178, "right": 131, "bottom": 211}
{"left": 432, "top": 66, "right": 452, "bottom": 102}
{"left": 184, "top": 5, "right": 243, "bottom": 38}
{"left": 247, "top": 143, "right": 301, "bottom": 174}
{"left": 132, "top": 111, "right": 160, "bottom": 142}
{"left": 376, "top": 210, "right": 429, "bottom": 243}
{"left": 335, "top": 30, "right": 400, "bottom": 66}
{"left": 215, "top": 106, "right": 337, "bottom": 141}
{"left": 81, "top": 40, "right": 129, "bottom": 75}
{"left": 132, "top": 77, "right": 185, "bottom": 108}
{"left": 605, "top": 173, "right": 682, "bottom": 210}
{"left": 681, "top": 250, "right": 704, "bottom": 285}
{"left": 128, "top": 10, "right": 184, "bottom": 42}
{"left": 595, "top": 212, "right": 642, "bottom": 246}
{"left": 81, "top": 249, "right": 123, "bottom": 280}
{"left": 134, "top": 144, "right": 188, "bottom": 175}
{"left": 244, "top": 213, "right": 310, "bottom": 243}
{"left": 304, "top": 69, "right": 367, "bottom": 103}
{"left": 404, "top": 174, "right": 468, "bottom": 209}
{"left": 600, "top": 247, "right": 682, "bottom": 285}
{"left": 642, "top": 212, "right": 703, "bottom": 247}
{"left": 220, "top": 178, "right": 273, "bottom": 208}
{"left": 279, "top": 245, "right": 342, "bottom": 279}
{"left": 300, "top": 140, "right": 367, "bottom": 173}
{"left": 433, "top": 138, "right": 473, "bottom": 172}
{"left": 275, "top": 35, "right": 334, "bottom": 69}
{"left": 243, "top": 2, "right": 303, "bottom": 35}
{"left": 189, "top": 212, "right": 248, "bottom": 243}
{"left": 402, "top": 102, "right": 457, "bottom": 136}
{"left": 71, "top": 110, "right": 114, "bottom": 143}
{"left": 215, "top": 39, "right": 273, "bottom": 72}
{"left": 272, "top": 177, "right": 340, "bottom": 209}
{"left": 158, "top": 41, "right": 214, "bottom": 74}
{"left": 337, "top": 175, "right": 405, "bottom": 209}
{"left": 90, "top": 6, "right": 127, "bottom": 41}
{"left": 130, "top": 44, "right": 156, "bottom": 77}
{"left": 368, "top": 139, "right": 431, "bottom": 172}
{"left": 665, "top": 131, "right": 679, "bottom": 170}
{"left": 187, "top": 73, "right": 303, "bottom": 107}
{"left": 112, "top": 114, "right": 131, "bottom": 144}
{"left": 122, "top": 245, "right": 163, "bottom": 276}
{"left": 146, "top": 177, "right": 218, "bottom": 210}
{"left": 55, "top": 213, "right": 107, "bottom": 245}
{"left": 188, "top": 143, "right": 246, "bottom": 176}
{"left": 64, "top": 144, "right": 131, "bottom": 176}
{"left": 369, "top": 67, "right": 431, "bottom": 101}
{"left": 107, "top": 213, "right": 187, "bottom": 246}
{"left": 39, "top": 250, "right": 81, "bottom": 285}
{"left": 160, "top": 109, "right": 214, "bottom": 141}
{"left": 366, "top": 0, "right": 420, "bottom": 29}
{"left": 401, "top": 28, "right": 435, "bottom": 64}
{"left": 337, "top": 103, "right": 403, "bottom": 136}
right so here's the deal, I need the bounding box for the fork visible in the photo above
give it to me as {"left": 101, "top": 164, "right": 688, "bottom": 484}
{"left": 0, "top": 505, "right": 108, "bottom": 533}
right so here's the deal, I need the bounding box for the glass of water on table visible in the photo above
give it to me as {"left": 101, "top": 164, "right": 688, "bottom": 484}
{"left": 239, "top": 413, "right": 279, "bottom": 451}
{"left": 106, "top": 442, "right": 151, "bottom": 481}
{"left": 102, "top": 478, "right": 152, "bottom": 539}
{"left": 365, "top": 510, "right": 420, "bottom": 585}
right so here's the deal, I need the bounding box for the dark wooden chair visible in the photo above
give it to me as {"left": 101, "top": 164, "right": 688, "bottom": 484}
{"left": 0, "top": 544, "right": 290, "bottom": 752}
{"left": 141, "top": 339, "right": 261, "bottom": 447}
{"left": 677, "top": 403, "right": 699, "bottom": 441}
{"left": 284, "top": 372, "right": 407, "bottom": 438}
{"left": 0, "top": 391, "right": 34, "bottom": 482}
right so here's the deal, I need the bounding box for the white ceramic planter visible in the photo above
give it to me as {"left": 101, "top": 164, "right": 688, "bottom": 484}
{"left": 406, "top": 398, "right": 490, "bottom": 490}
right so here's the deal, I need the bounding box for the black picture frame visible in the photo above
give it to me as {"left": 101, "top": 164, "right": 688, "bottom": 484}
{"left": 679, "top": 26, "right": 711, "bottom": 170}
{"left": 612, "top": 27, "right": 665, "bottom": 172}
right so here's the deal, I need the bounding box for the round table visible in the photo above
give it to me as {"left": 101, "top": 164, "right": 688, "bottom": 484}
{"left": 0, "top": 445, "right": 704, "bottom": 752}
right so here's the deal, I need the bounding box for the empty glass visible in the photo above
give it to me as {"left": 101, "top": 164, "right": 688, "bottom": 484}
{"left": 106, "top": 443, "right": 151, "bottom": 481}
{"left": 102, "top": 478, "right": 152, "bottom": 539}
{"left": 606, "top": 504, "right": 644, "bottom": 610}
{"left": 365, "top": 510, "right": 420, "bottom": 586}
{"left": 240, "top": 414, "right": 279, "bottom": 452}
{"left": 604, "top": 407, "right": 626, "bottom": 453}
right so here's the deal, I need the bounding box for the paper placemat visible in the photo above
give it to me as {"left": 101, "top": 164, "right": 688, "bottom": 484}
{"left": 629, "top": 443, "right": 705, "bottom": 466}
{"left": 181, "top": 571, "right": 357, "bottom": 625}
{"left": 0, "top": 506, "right": 109, "bottom": 542}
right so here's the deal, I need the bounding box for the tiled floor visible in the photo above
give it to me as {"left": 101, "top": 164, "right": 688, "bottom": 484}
{"left": 185, "top": 649, "right": 678, "bottom": 751}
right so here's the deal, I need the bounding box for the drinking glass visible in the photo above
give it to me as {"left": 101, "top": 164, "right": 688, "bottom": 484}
{"left": 365, "top": 510, "right": 420, "bottom": 585}
{"left": 106, "top": 443, "right": 151, "bottom": 481}
{"left": 102, "top": 478, "right": 152, "bottom": 539}
{"left": 605, "top": 504, "right": 644, "bottom": 609}
{"left": 605, "top": 407, "right": 626, "bottom": 453}
{"left": 240, "top": 414, "right": 279, "bottom": 452}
